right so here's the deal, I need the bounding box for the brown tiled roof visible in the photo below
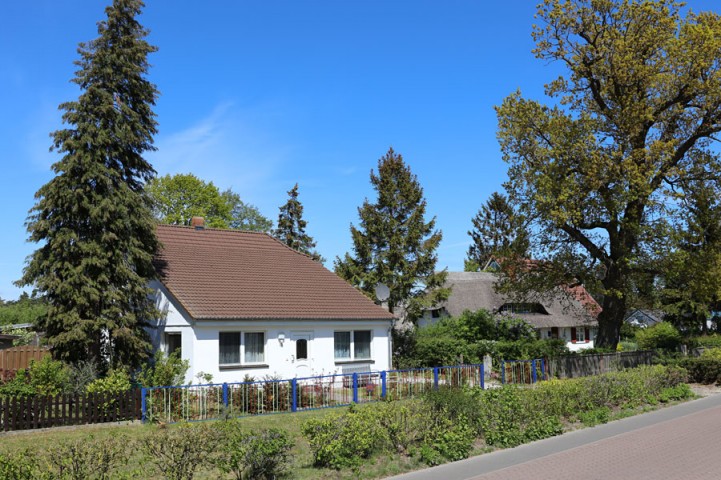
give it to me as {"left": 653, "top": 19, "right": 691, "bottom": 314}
{"left": 154, "top": 225, "right": 394, "bottom": 321}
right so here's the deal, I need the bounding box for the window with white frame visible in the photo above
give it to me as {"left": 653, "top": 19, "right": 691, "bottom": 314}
{"left": 334, "top": 330, "right": 372, "bottom": 360}
{"left": 576, "top": 328, "right": 585, "bottom": 342}
{"left": 219, "top": 331, "right": 265, "bottom": 366}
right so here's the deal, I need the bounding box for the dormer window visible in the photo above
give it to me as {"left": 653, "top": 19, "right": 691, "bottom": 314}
{"left": 499, "top": 303, "right": 547, "bottom": 315}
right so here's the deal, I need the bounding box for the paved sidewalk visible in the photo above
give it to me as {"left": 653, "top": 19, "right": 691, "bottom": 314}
{"left": 389, "top": 394, "right": 721, "bottom": 480}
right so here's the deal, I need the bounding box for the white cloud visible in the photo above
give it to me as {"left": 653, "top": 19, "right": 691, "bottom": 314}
{"left": 148, "top": 102, "right": 293, "bottom": 203}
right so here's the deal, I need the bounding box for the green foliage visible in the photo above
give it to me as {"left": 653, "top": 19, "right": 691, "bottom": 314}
{"left": 0, "top": 370, "right": 36, "bottom": 398}
{"left": 423, "top": 386, "right": 484, "bottom": 431}
{"left": 136, "top": 351, "right": 189, "bottom": 387}
{"left": 302, "top": 404, "right": 388, "bottom": 469}
{"left": 273, "top": 183, "right": 324, "bottom": 262}
{"left": 215, "top": 423, "right": 293, "bottom": 480}
{"left": 617, "top": 341, "right": 639, "bottom": 352}
{"left": 146, "top": 173, "right": 272, "bottom": 232}
{"left": 0, "top": 293, "right": 47, "bottom": 327}
{"left": 18, "top": 0, "right": 160, "bottom": 370}
{"left": 466, "top": 191, "right": 529, "bottom": 269}
{"left": 0, "top": 325, "right": 36, "bottom": 347}
{"left": 635, "top": 322, "right": 682, "bottom": 352}
{"left": 400, "top": 309, "right": 567, "bottom": 367}
{"left": 679, "top": 357, "right": 721, "bottom": 384}
{"left": 658, "top": 384, "right": 694, "bottom": 403}
{"left": 701, "top": 347, "right": 721, "bottom": 360}
{"left": 496, "top": 0, "right": 721, "bottom": 350}
{"left": 27, "top": 356, "right": 70, "bottom": 397}
{"left": 576, "top": 407, "right": 610, "bottom": 427}
{"left": 143, "top": 423, "right": 222, "bottom": 480}
{"left": 693, "top": 335, "right": 721, "bottom": 349}
{"left": 0, "top": 450, "right": 38, "bottom": 480}
{"left": 418, "top": 414, "right": 475, "bottom": 466}
{"left": 44, "top": 434, "right": 132, "bottom": 480}
{"left": 86, "top": 369, "right": 131, "bottom": 395}
{"left": 334, "top": 147, "right": 449, "bottom": 321}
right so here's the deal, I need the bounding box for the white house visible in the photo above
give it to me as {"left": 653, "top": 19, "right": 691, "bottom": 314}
{"left": 149, "top": 222, "right": 394, "bottom": 384}
{"left": 419, "top": 272, "right": 600, "bottom": 352}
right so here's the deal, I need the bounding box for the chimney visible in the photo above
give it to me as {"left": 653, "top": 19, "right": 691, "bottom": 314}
{"left": 190, "top": 216, "right": 205, "bottom": 230}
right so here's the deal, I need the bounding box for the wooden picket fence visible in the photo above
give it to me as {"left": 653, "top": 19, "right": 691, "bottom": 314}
{"left": 0, "top": 346, "right": 50, "bottom": 372}
{"left": 0, "top": 389, "right": 141, "bottom": 432}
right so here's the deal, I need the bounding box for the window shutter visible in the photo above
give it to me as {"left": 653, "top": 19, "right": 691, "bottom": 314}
{"left": 571, "top": 327, "right": 577, "bottom": 343}
{"left": 585, "top": 327, "right": 590, "bottom": 343}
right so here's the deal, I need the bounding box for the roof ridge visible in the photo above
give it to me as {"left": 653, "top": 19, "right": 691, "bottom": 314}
{"left": 156, "top": 223, "right": 271, "bottom": 236}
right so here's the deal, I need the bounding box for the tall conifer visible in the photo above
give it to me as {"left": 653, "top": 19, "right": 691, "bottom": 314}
{"left": 335, "top": 148, "right": 448, "bottom": 320}
{"left": 465, "top": 192, "right": 529, "bottom": 271}
{"left": 273, "top": 184, "right": 324, "bottom": 262}
{"left": 19, "top": 0, "right": 159, "bottom": 369}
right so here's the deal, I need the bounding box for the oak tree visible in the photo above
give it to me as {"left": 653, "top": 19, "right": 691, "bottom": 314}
{"left": 496, "top": 0, "right": 721, "bottom": 348}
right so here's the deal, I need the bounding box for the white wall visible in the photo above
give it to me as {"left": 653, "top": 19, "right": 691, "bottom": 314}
{"left": 149, "top": 285, "right": 392, "bottom": 384}
{"left": 538, "top": 327, "right": 596, "bottom": 352}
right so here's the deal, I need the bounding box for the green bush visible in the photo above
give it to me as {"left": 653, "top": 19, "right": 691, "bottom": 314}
{"left": 0, "top": 370, "right": 36, "bottom": 398}
{"left": 679, "top": 357, "right": 721, "bottom": 384}
{"left": 700, "top": 347, "right": 721, "bottom": 360}
{"left": 136, "top": 351, "right": 189, "bottom": 387}
{"left": 302, "top": 404, "right": 388, "bottom": 469}
{"left": 0, "top": 450, "right": 39, "bottom": 480}
{"left": 86, "top": 369, "right": 132, "bottom": 396}
{"left": 659, "top": 383, "right": 694, "bottom": 403}
{"left": 423, "top": 386, "right": 484, "bottom": 430}
{"left": 690, "top": 335, "right": 721, "bottom": 349}
{"left": 418, "top": 414, "right": 475, "bottom": 466}
{"left": 28, "top": 356, "right": 70, "bottom": 397}
{"left": 617, "top": 341, "right": 639, "bottom": 352}
{"left": 143, "top": 423, "right": 221, "bottom": 480}
{"left": 635, "top": 322, "right": 682, "bottom": 351}
{"left": 44, "top": 434, "right": 132, "bottom": 480}
{"left": 215, "top": 424, "right": 293, "bottom": 480}
{"left": 67, "top": 361, "right": 99, "bottom": 395}
{"left": 576, "top": 407, "right": 610, "bottom": 427}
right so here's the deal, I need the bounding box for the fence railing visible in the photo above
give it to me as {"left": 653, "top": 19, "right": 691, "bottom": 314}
{"left": 1, "top": 389, "right": 141, "bottom": 432}
{"left": 501, "top": 359, "right": 546, "bottom": 385}
{"left": 142, "top": 364, "right": 484, "bottom": 424}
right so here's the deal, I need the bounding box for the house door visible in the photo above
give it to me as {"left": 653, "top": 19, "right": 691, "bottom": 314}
{"left": 292, "top": 333, "right": 312, "bottom": 376}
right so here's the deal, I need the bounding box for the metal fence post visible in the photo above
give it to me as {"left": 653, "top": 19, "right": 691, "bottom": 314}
{"left": 532, "top": 360, "right": 537, "bottom": 384}
{"left": 480, "top": 364, "right": 485, "bottom": 390}
{"left": 222, "top": 383, "right": 229, "bottom": 408}
{"left": 541, "top": 358, "right": 546, "bottom": 380}
{"left": 291, "top": 379, "right": 297, "bottom": 412}
{"left": 433, "top": 367, "right": 439, "bottom": 389}
{"left": 140, "top": 387, "right": 147, "bottom": 423}
{"left": 352, "top": 373, "right": 359, "bottom": 403}
{"left": 380, "top": 371, "right": 387, "bottom": 399}
{"left": 501, "top": 361, "right": 506, "bottom": 384}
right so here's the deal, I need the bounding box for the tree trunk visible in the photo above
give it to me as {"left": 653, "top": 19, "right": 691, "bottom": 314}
{"left": 595, "top": 266, "right": 627, "bottom": 349}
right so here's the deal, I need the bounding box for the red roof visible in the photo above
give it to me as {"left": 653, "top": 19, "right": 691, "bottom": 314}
{"left": 154, "top": 225, "right": 394, "bottom": 321}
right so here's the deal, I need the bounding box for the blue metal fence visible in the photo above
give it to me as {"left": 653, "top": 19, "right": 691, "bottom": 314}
{"left": 141, "top": 363, "right": 483, "bottom": 423}
{"left": 501, "top": 358, "right": 546, "bottom": 385}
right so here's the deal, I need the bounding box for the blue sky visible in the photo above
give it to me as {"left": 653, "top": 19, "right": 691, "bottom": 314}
{"left": 1, "top": 1, "right": 717, "bottom": 300}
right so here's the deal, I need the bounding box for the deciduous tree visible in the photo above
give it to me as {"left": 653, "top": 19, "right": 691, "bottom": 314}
{"left": 18, "top": 0, "right": 159, "bottom": 368}
{"left": 496, "top": 0, "right": 721, "bottom": 348}
{"left": 335, "top": 148, "right": 448, "bottom": 320}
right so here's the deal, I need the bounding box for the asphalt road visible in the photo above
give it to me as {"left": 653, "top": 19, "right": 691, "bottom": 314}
{"left": 390, "top": 393, "right": 721, "bottom": 480}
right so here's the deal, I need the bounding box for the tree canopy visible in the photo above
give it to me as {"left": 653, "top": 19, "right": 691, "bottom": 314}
{"left": 147, "top": 173, "right": 272, "bottom": 232}
{"left": 465, "top": 191, "right": 529, "bottom": 272}
{"left": 496, "top": 0, "right": 721, "bottom": 348}
{"left": 335, "top": 148, "right": 448, "bottom": 320}
{"left": 273, "top": 184, "right": 324, "bottom": 262}
{"left": 18, "top": 0, "right": 160, "bottom": 369}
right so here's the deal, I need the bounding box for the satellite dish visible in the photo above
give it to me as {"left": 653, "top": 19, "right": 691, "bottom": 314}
{"left": 374, "top": 283, "right": 390, "bottom": 302}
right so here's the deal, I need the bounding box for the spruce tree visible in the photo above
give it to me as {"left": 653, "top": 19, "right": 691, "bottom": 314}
{"left": 465, "top": 192, "right": 529, "bottom": 271}
{"left": 18, "top": 0, "right": 159, "bottom": 369}
{"left": 335, "top": 148, "right": 448, "bottom": 320}
{"left": 273, "top": 184, "right": 324, "bottom": 262}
